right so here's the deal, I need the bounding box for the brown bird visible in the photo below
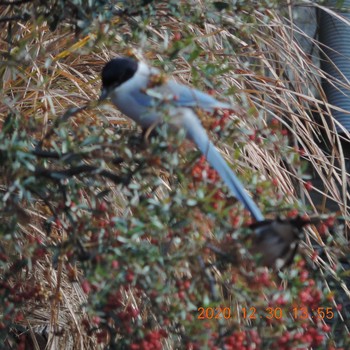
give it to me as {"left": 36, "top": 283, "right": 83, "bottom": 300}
{"left": 208, "top": 216, "right": 316, "bottom": 270}
{"left": 250, "top": 217, "right": 313, "bottom": 269}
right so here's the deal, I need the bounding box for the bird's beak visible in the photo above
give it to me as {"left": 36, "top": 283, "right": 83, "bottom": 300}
{"left": 99, "top": 87, "right": 109, "bottom": 102}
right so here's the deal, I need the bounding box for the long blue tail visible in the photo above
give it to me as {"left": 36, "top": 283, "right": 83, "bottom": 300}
{"left": 181, "top": 109, "right": 264, "bottom": 222}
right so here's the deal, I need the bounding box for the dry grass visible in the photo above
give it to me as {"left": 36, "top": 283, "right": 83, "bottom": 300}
{"left": 1, "top": 1, "right": 349, "bottom": 348}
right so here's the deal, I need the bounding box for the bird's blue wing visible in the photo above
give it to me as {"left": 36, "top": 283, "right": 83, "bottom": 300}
{"left": 127, "top": 79, "right": 230, "bottom": 111}
{"left": 129, "top": 87, "right": 154, "bottom": 107}
{"left": 167, "top": 80, "right": 231, "bottom": 110}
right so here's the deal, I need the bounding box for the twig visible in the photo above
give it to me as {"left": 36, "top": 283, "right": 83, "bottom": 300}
{"left": 34, "top": 164, "right": 127, "bottom": 184}
{"left": 31, "top": 149, "right": 72, "bottom": 159}
{"left": 197, "top": 256, "right": 219, "bottom": 301}
{"left": 0, "top": 14, "right": 30, "bottom": 22}
{"left": 0, "top": 0, "right": 31, "bottom": 4}
{"left": 36, "top": 105, "right": 87, "bottom": 150}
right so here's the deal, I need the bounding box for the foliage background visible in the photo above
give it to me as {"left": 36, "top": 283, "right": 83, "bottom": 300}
{"left": 0, "top": 0, "right": 349, "bottom": 349}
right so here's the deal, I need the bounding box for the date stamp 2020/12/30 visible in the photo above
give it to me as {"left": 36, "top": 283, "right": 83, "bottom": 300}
{"left": 197, "top": 306, "right": 335, "bottom": 321}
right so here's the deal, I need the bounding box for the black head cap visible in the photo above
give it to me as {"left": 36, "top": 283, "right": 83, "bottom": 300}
{"left": 101, "top": 57, "right": 138, "bottom": 90}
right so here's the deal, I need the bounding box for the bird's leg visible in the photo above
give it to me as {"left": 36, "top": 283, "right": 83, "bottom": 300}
{"left": 142, "top": 121, "right": 161, "bottom": 141}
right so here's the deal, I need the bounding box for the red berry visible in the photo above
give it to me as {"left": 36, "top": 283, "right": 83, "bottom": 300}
{"left": 178, "top": 291, "right": 185, "bottom": 300}
{"left": 304, "top": 181, "right": 313, "bottom": 191}
{"left": 272, "top": 178, "right": 278, "bottom": 186}
{"left": 286, "top": 209, "right": 299, "bottom": 218}
{"left": 111, "top": 260, "right": 119, "bottom": 269}
{"left": 125, "top": 271, "right": 134, "bottom": 283}
{"left": 325, "top": 216, "right": 335, "bottom": 227}
{"left": 81, "top": 280, "right": 91, "bottom": 294}
{"left": 318, "top": 223, "right": 328, "bottom": 235}
{"left": 98, "top": 202, "right": 108, "bottom": 211}
{"left": 271, "top": 119, "right": 279, "bottom": 127}
{"left": 248, "top": 132, "right": 256, "bottom": 141}
{"left": 322, "top": 324, "right": 331, "bottom": 332}
{"left": 173, "top": 32, "right": 181, "bottom": 41}
{"left": 256, "top": 186, "right": 263, "bottom": 194}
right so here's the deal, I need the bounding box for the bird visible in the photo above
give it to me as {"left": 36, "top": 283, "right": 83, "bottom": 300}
{"left": 99, "top": 57, "right": 316, "bottom": 269}
{"left": 209, "top": 216, "right": 313, "bottom": 269}
{"left": 249, "top": 217, "right": 312, "bottom": 269}
{"left": 99, "top": 56, "right": 265, "bottom": 222}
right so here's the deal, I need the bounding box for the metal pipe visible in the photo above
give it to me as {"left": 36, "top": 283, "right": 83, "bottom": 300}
{"left": 319, "top": 1, "right": 350, "bottom": 133}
